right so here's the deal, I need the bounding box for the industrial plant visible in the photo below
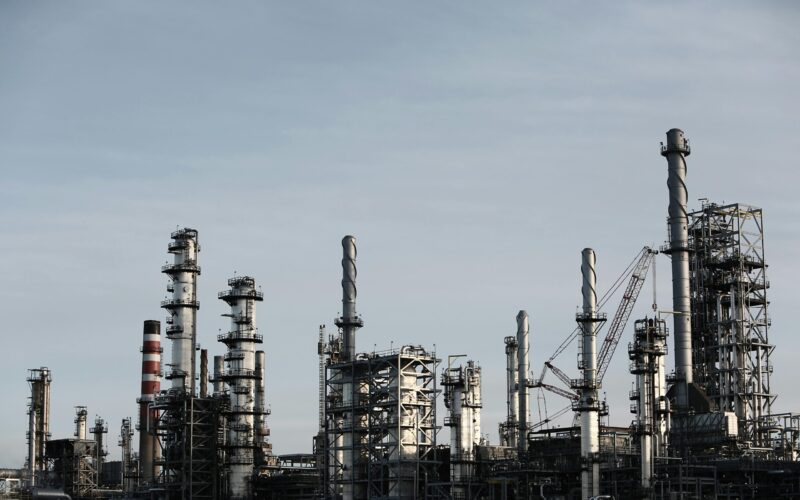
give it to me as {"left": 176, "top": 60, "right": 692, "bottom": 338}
{"left": 9, "top": 129, "right": 800, "bottom": 498}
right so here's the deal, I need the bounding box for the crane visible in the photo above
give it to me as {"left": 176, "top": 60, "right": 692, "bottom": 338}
{"left": 532, "top": 246, "right": 655, "bottom": 409}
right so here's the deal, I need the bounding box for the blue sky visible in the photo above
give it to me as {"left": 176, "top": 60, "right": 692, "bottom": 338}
{"left": 1, "top": 2, "right": 798, "bottom": 466}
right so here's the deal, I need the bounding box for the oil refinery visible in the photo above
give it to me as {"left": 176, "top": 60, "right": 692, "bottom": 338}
{"left": 7, "top": 129, "right": 800, "bottom": 498}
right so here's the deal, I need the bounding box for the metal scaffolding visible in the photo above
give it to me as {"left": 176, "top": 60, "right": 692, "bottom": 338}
{"left": 688, "top": 202, "right": 774, "bottom": 447}
{"left": 324, "top": 345, "right": 439, "bottom": 500}
{"left": 154, "top": 392, "right": 226, "bottom": 500}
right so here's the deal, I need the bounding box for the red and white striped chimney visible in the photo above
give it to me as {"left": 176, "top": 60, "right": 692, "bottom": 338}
{"left": 139, "top": 320, "right": 162, "bottom": 484}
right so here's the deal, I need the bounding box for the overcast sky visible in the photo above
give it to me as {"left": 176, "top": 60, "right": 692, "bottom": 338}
{"left": 1, "top": 2, "right": 798, "bottom": 467}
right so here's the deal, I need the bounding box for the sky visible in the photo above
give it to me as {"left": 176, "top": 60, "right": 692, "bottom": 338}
{"left": 0, "top": 2, "right": 798, "bottom": 467}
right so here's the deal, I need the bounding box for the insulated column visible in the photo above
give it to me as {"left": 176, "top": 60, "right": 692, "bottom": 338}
{"left": 504, "top": 336, "right": 519, "bottom": 448}
{"left": 218, "top": 275, "right": 264, "bottom": 499}
{"left": 139, "top": 320, "right": 161, "bottom": 484}
{"left": 662, "top": 129, "right": 693, "bottom": 409}
{"left": 161, "top": 228, "right": 201, "bottom": 394}
{"left": 516, "top": 311, "right": 530, "bottom": 452}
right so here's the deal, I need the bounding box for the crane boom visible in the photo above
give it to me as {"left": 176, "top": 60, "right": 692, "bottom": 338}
{"left": 545, "top": 361, "right": 573, "bottom": 388}
{"left": 533, "top": 381, "right": 579, "bottom": 401}
{"left": 596, "top": 246, "right": 655, "bottom": 383}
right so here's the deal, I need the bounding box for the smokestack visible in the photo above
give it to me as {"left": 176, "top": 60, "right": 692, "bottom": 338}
{"left": 516, "top": 311, "right": 530, "bottom": 452}
{"left": 138, "top": 320, "right": 161, "bottom": 485}
{"left": 213, "top": 356, "right": 224, "bottom": 396}
{"left": 662, "top": 129, "right": 693, "bottom": 408}
{"left": 578, "top": 248, "right": 600, "bottom": 499}
{"left": 339, "top": 235, "right": 361, "bottom": 361}
{"left": 200, "top": 349, "right": 208, "bottom": 398}
{"left": 334, "top": 235, "right": 365, "bottom": 500}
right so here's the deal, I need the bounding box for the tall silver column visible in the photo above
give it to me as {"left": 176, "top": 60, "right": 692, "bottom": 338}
{"left": 516, "top": 310, "right": 530, "bottom": 452}
{"left": 578, "top": 248, "right": 600, "bottom": 499}
{"left": 662, "top": 128, "right": 693, "bottom": 408}
{"left": 334, "top": 235, "right": 364, "bottom": 500}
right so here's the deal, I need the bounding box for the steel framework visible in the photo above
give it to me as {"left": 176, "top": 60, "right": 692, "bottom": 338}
{"left": 688, "top": 202, "right": 774, "bottom": 446}
{"left": 154, "top": 393, "right": 226, "bottom": 500}
{"left": 324, "top": 346, "right": 439, "bottom": 499}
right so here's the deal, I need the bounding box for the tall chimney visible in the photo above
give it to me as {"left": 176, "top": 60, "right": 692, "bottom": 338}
{"left": 138, "top": 320, "right": 161, "bottom": 484}
{"left": 662, "top": 129, "right": 693, "bottom": 408}
{"left": 578, "top": 248, "right": 601, "bottom": 499}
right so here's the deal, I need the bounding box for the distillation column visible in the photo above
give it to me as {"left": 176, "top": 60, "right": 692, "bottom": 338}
{"left": 74, "top": 407, "right": 88, "bottom": 440}
{"left": 26, "top": 367, "right": 51, "bottom": 489}
{"left": 577, "top": 249, "right": 602, "bottom": 499}
{"left": 629, "top": 318, "right": 668, "bottom": 490}
{"left": 212, "top": 355, "right": 225, "bottom": 396}
{"left": 161, "top": 228, "right": 201, "bottom": 394}
{"left": 502, "top": 336, "right": 519, "bottom": 448}
{"left": 443, "top": 360, "right": 482, "bottom": 496}
{"left": 333, "top": 235, "right": 364, "bottom": 500}
{"left": 516, "top": 311, "right": 530, "bottom": 453}
{"left": 138, "top": 320, "right": 161, "bottom": 484}
{"left": 90, "top": 417, "right": 108, "bottom": 486}
{"left": 255, "top": 350, "right": 272, "bottom": 460}
{"left": 218, "top": 275, "right": 264, "bottom": 499}
{"left": 120, "top": 417, "right": 135, "bottom": 492}
{"left": 662, "top": 129, "right": 693, "bottom": 409}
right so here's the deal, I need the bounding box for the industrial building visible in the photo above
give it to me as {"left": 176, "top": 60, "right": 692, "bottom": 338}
{"left": 15, "top": 129, "right": 800, "bottom": 499}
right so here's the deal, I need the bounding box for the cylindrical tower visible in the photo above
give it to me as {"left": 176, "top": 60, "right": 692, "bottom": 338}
{"left": 255, "top": 350, "right": 271, "bottom": 460}
{"left": 218, "top": 275, "right": 264, "bottom": 500}
{"left": 213, "top": 355, "right": 225, "bottom": 396}
{"left": 26, "top": 367, "right": 52, "bottom": 489}
{"left": 90, "top": 417, "right": 108, "bottom": 486}
{"left": 200, "top": 349, "right": 209, "bottom": 398}
{"left": 577, "top": 248, "right": 601, "bottom": 499}
{"left": 138, "top": 320, "right": 161, "bottom": 485}
{"left": 120, "top": 418, "right": 134, "bottom": 493}
{"left": 516, "top": 311, "right": 530, "bottom": 452}
{"left": 74, "top": 406, "right": 88, "bottom": 440}
{"left": 503, "top": 336, "right": 519, "bottom": 448}
{"left": 333, "top": 236, "right": 364, "bottom": 500}
{"left": 161, "top": 228, "right": 201, "bottom": 394}
{"left": 443, "top": 360, "right": 483, "bottom": 497}
{"left": 661, "top": 129, "right": 693, "bottom": 408}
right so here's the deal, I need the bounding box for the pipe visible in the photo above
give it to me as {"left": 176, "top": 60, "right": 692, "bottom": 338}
{"left": 255, "top": 349, "right": 268, "bottom": 459}
{"left": 200, "top": 349, "right": 208, "bottom": 398}
{"left": 516, "top": 310, "right": 530, "bottom": 452}
{"left": 579, "top": 248, "right": 600, "bottom": 499}
{"left": 662, "top": 129, "right": 693, "bottom": 408}
{"left": 138, "top": 320, "right": 161, "bottom": 485}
